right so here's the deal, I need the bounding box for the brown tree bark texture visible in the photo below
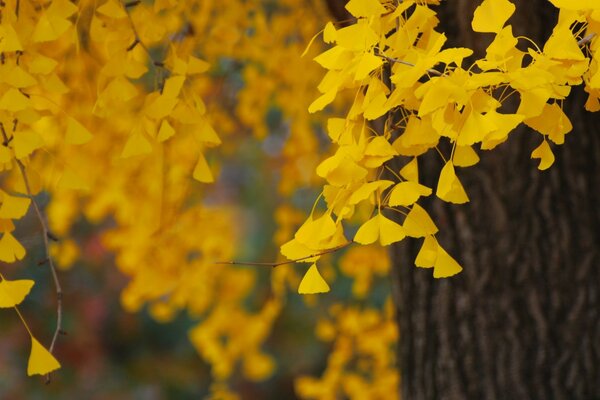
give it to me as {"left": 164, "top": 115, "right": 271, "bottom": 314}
{"left": 390, "top": 1, "right": 600, "bottom": 399}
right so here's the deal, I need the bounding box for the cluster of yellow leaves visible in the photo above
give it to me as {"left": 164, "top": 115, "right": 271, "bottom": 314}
{"left": 288, "top": 0, "right": 600, "bottom": 293}
{"left": 0, "top": 0, "right": 93, "bottom": 375}
{"left": 295, "top": 302, "right": 399, "bottom": 400}
{"left": 15, "top": 0, "right": 332, "bottom": 391}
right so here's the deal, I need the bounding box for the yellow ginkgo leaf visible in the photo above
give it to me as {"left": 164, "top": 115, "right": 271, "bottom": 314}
{"left": 323, "top": 22, "right": 337, "bottom": 43}
{"left": 436, "top": 161, "right": 469, "bottom": 204}
{"left": 157, "top": 119, "right": 176, "bottom": 142}
{"left": 58, "top": 168, "right": 90, "bottom": 191}
{"left": 187, "top": 56, "right": 210, "bottom": 74}
{"left": 121, "top": 133, "right": 152, "bottom": 158}
{"left": 0, "top": 232, "right": 26, "bottom": 263}
{"left": 0, "top": 88, "right": 30, "bottom": 112}
{"left": 415, "top": 236, "right": 438, "bottom": 268}
{"left": 354, "top": 213, "right": 405, "bottom": 246}
{"left": 403, "top": 204, "right": 438, "bottom": 238}
{"left": 280, "top": 238, "right": 320, "bottom": 263}
{"left": 355, "top": 52, "right": 383, "bottom": 81}
{"left": 5, "top": 66, "right": 37, "bottom": 88}
{"left": 388, "top": 181, "right": 432, "bottom": 207}
{"left": 162, "top": 76, "right": 186, "bottom": 99}
{"left": 453, "top": 145, "right": 480, "bottom": 167}
{"left": 298, "top": 264, "right": 330, "bottom": 294}
{"left": 524, "top": 102, "right": 572, "bottom": 145}
{"left": 0, "top": 192, "right": 31, "bottom": 219}
{"left": 195, "top": 119, "right": 221, "bottom": 147}
{"left": 400, "top": 157, "right": 419, "bottom": 182}
{"left": 471, "top": 0, "right": 515, "bottom": 33}
{"left": 348, "top": 180, "right": 394, "bottom": 205}
{"left": 96, "top": 0, "right": 127, "bottom": 18}
{"left": 193, "top": 153, "right": 214, "bottom": 183}
{"left": 0, "top": 279, "right": 34, "bottom": 308}
{"left": 308, "top": 89, "right": 337, "bottom": 114}
{"left": 0, "top": 219, "right": 15, "bottom": 233}
{"left": 295, "top": 213, "right": 336, "bottom": 248}
{"left": 531, "top": 140, "right": 555, "bottom": 170}
{"left": 27, "top": 337, "right": 61, "bottom": 376}
{"left": 66, "top": 118, "right": 93, "bottom": 145}
{"left": 433, "top": 245, "right": 463, "bottom": 278}
{"left": 0, "top": 25, "right": 23, "bottom": 52}
{"left": 345, "top": 0, "right": 385, "bottom": 18}
{"left": 13, "top": 130, "right": 44, "bottom": 160}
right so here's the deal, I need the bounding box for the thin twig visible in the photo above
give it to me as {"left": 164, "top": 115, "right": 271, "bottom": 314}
{"left": 216, "top": 241, "right": 353, "bottom": 268}
{"left": 122, "top": 1, "right": 165, "bottom": 90}
{"left": 16, "top": 162, "right": 62, "bottom": 384}
{"left": 0, "top": 123, "right": 63, "bottom": 384}
{"left": 578, "top": 32, "right": 596, "bottom": 46}
{"left": 375, "top": 49, "right": 443, "bottom": 77}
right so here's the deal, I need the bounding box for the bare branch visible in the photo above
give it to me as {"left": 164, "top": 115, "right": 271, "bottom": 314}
{"left": 216, "top": 241, "right": 352, "bottom": 268}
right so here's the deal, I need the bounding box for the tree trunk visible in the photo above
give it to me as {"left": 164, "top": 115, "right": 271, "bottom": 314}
{"left": 391, "top": 1, "right": 600, "bottom": 399}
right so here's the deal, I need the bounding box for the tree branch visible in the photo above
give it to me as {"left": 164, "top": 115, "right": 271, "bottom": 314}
{"left": 216, "top": 241, "right": 353, "bottom": 268}
{"left": 0, "top": 122, "right": 63, "bottom": 384}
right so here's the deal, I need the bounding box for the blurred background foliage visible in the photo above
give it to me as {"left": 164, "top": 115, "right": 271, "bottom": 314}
{"left": 0, "top": 0, "right": 398, "bottom": 398}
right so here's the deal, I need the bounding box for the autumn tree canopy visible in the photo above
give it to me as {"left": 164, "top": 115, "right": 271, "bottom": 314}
{"left": 0, "top": 0, "right": 598, "bottom": 397}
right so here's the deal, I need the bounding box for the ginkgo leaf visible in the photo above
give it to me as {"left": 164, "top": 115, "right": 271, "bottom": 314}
{"left": 27, "top": 337, "right": 61, "bottom": 376}
{"left": 355, "top": 52, "right": 383, "bottom": 81}
{"left": 345, "top": 0, "right": 385, "bottom": 18}
{"left": 296, "top": 213, "right": 337, "bottom": 247}
{"left": 0, "top": 25, "right": 23, "bottom": 52}
{"left": 13, "top": 130, "right": 44, "bottom": 159}
{"left": 187, "top": 56, "right": 210, "bottom": 74}
{"left": 298, "top": 264, "right": 330, "bottom": 294}
{"left": 0, "top": 232, "right": 26, "bottom": 263}
{"left": 0, "top": 88, "right": 30, "bottom": 112}
{"left": 400, "top": 157, "right": 419, "bottom": 182}
{"left": 0, "top": 192, "right": 31, "bottom": 219}
{"left": 471, "top": 0, "right": 515, "bottom": 33}
{"left": 0, "top": 219, "right": 15, "bottom": 233}
{"left": 348, "top": 180, "right": 394, "bottom": 205}
{"left": 308, "top": 89, "right": 337, "bottom": 113}
{"left": 97, "top": 0, "right": 127, "bottom": 18}
{"left": 543, "top": 25, "right": 586, "bottom": 61}
{"left": 323, "top": 22, "right": 337, "bottom": 43}
{"left": 436, "top": 161, "right": 469, "bottom": 204}
{"left": 5, "top": 66, "right": 37, "bottom": 88}
{"left": 0, "top": 279, "right": 34, "bottom": 308}
{"left": 354, "top": 213, "right": 405, "bottom": 246}
{"left": 388, "top": 181, "right": 432, "bottom": 207}
{"left": 121, "top": 133, "right": 152, "bottom": 158}
{"left": 524, "top": 102, "right": 572, "bottom": 145}
{"left": 195, "top": 119, "right": 221, "bottom": 147}
{"left": 531, "top": 140, "right": 555, "bottom": 170}
{"left": 403, "top": 204, "right": 438, "bottom": 238}
{"left": 433, "top": 245, "right": 463, "bottom": 278}
{"left": 314, "top": 46, "right": 350, "bottom": 70}
{"left": 157, "top": 119, "right": 176, "bottom": 142}
{"left": 162, "top": 76, "right": 186, "bottom": 99}
{"left": 28, "top": 54, "right": 58, "bottom": 75}
{"left": 66, "top": 118, "right": 93, "bottom": 145}
{"left": 415, "top": 236, "right": 438, "bottom": 268}
{"left": 280, "top": 238, "right": 320, "bottom": 263}
{"left": 193, "top": 153, "right": 214, "bottom": 183}
{"left": 327, "top": 118, "right": 346, "bottom": 142}
{"left": 453, "top": 145, "right": 480, "bottom": 167}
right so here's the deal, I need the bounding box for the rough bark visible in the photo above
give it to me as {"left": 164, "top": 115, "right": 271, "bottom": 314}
{"left": 390, "top": 1, "right": 600, "bottom": 399}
